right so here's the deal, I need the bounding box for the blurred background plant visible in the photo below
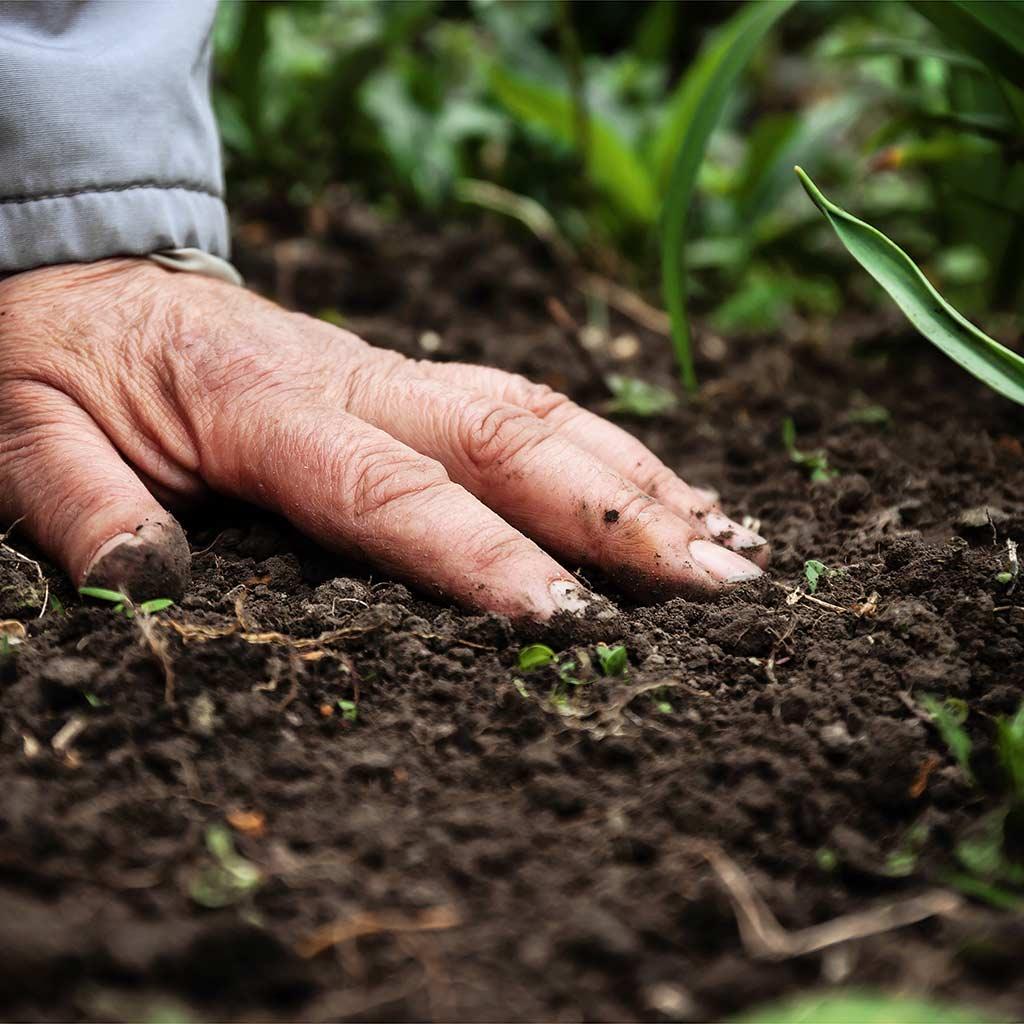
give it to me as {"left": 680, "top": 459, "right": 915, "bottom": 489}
{"left": 214, "top": 0, "right": 1024, "bottom": 390}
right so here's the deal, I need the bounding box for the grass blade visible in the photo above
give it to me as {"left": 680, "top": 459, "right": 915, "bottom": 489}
{"left": 795, "top": 167, "right": 1024, "bottom": 406}
{"left": 489, "top": 66, "right": 657, "bottom": 225}
{"left": 911, "top": 0, "right": 1024, "bottom": 92}
{"left": 659, "top": 0, "right": 796, "bottom": 391}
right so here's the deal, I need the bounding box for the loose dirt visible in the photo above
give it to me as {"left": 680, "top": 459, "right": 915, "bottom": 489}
{"left": 2, "top": 201, "right": 1023, "bottom": 1022}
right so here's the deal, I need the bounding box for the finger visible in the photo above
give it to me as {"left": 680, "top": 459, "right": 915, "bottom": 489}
{"left": 343, "top": 373, "right": 763, "bottom": 598}
{"left": 203, "top": 400, "right": 601, "bottom": 620}
{"left": 0, "top": 382, "right": 190, "bottom": 599}
{"left": 411, "top": 361, "right": 769, "bottom": 568}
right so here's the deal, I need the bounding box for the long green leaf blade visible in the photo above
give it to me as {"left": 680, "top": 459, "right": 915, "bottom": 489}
{"left": 795, "top": 167, "right": 1024, "bottom": 406}
{"left": 659, "top": 0, "right": 796, "bottom": 391}
{"left": 911, "top": 0, "right": 1024, "bottom": 92}
{"left": 489, "top": 66, "right": 657, "bottom": 224}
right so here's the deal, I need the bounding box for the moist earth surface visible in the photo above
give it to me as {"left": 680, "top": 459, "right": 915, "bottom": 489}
{"left": 2, "top": 202, "right": 1024, "bottom": 1022}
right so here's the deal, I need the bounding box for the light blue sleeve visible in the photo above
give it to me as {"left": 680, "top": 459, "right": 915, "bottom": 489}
{"left": 0, "top": 0, "right": 229, "bottom": 273}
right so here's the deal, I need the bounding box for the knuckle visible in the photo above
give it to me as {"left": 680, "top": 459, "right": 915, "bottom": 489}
{"left": 465, "top": 527, "right": 529, "bottom": 577}
{"left": 346, "top": 441, "right": 451, "bottom": 520}
{"left": 459, "top": 398, "right": 546, "bottom": 474}
{"left": 504, "top": 375, "right": 573, "bottom": 420}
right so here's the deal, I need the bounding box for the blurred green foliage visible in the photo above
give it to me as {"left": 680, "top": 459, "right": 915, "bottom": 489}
{"left": 214, "top": 0, "right": 1024, "bottom": 360}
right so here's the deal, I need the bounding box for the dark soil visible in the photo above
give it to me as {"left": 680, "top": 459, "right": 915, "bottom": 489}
{"left": 2, "top": 199, "right": 1024, "bottom": 1023}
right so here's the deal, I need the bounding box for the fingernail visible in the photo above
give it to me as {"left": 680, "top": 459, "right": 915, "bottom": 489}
{"left": 548, "top": 580, "right": 617, "bottom": 620}
{"left": 83, "top": 518, "right": 191, "bottom": 601}
{"left": 688, "top": 539, "right": 764, "bottom": 583}
{"left": 693, "top": 486, "right": 719, "bottom": 505}
{"left": 706, "top": 511, "right": 767, "bottom": 551}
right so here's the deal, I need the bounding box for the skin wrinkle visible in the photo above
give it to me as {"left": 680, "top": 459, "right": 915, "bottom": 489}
{"left": 0, "top": 257, "right": 767, "bottom": 613}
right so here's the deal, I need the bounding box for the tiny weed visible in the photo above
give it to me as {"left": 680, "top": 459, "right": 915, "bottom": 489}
{"left": 337, "top": 698, "right": 358, "bottom": 722}
{"left": 189, "top": 824, "right": 263, "bottom": 908}
{"left": 996, "top": 704, "right": 1024, "bottom": 801}
{"left": 815, "top": 847, "right": 837, "bottom": 872}
{"left": 48, "top": 593, "right": 66, "bottom": 615}
{"left": 84, "top": 692, "right": 105, "bottom": 709}
{"left": 843, "top": 403, "right": 891, "bottom": 426}
{"left": 920, "top": 694, "right": 973, "bottom": 783}
{"left": 518, "top": 643, "right": 556, "bottom": 671}
{"left": 604, "top": 375, "right": 678, "bottom": 418}
{"left": 79, "top": 587, "right": 174, "bottom": 618}
{"left": 803, "top": 559, "right": 828, "bottom": 594}
{"left": 883, "top": 820, "right": 931, "bottom": 878}
{"left": 782, "top": 417, "right": 837, "bottom": 482}
{"left": 595, "top": 643, "right": 628, "bottom": 677}
{"left": 995, "top": 539, "right": 1019, "bottom": 589}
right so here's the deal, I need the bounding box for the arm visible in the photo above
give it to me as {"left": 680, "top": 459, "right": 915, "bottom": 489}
{"left": 0, "top": 2, "right": 767, "bottom": 617}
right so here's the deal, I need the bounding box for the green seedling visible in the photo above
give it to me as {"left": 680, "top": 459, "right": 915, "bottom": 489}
{"left": 189, "top": 824, "right": 263, "bottom": 909}
{"left": 518, "top": 643, "right": 556, "bottom": 671}
{"left": 815, "top": 847, "right": 838, "bottom": 873}
{"left": 995, "top": 539, "right": 1019, "bottom": 588}
{"left": 883, "top": 820, "right": 931, "bottom": 878}
{"left": 337, "top": 698, "right": 358, "bottom": 722}
{"left": 595, "top": 643, "right": 628, "bottom": 677}
{"left": 515, "top": 643, "right": 589, "bottom": 709}
{"left": 843, "top": 404, "right": 890, "bottom": 426}
{"left": 920, "top": 694, "right": 973, "bottom": 784}
{"left": 996, "top": 704, "right": 1024, "bottom": 801}
{"left": 733, "top": 989, "right": 993, "bottom": 1024}
{"left": 79, "top": 587, "right": 174, "bottom": 618}
{"left": 84, "top": 692, "right": 105, "bottom": 709}
{"left": 803, "top": 559, "right": 828, "bottom": 594}
{"left": 782, "top": 418, "right": 837, "bottom": 482}
{"left": 604, "top": 375, "right": 677, "bottom": 418}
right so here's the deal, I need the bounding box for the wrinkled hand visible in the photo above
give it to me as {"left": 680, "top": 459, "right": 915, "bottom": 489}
{"left": 0, "top": 259, "right": 767, "bottom": 618}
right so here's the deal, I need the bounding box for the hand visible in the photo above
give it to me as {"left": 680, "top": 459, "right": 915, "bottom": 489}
{"left": 0, "top": 259, "right": 767, "bottom": 619}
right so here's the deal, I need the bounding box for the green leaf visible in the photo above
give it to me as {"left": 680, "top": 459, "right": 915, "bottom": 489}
{"left": 138, "top": 598, "right": 174, "bottom": 615}
{"left": 996, "top": 703, "right": 1024, "bottom": 799}
{"left": 489, "top": 66, "right": 657, "bottom": 224}
{"left": 595, "top": 644, "right": 628, "bottom": 677}
{"left": 920, "top": 694, "right": 974, "bottom": 783}
{"left": 732, "top": 989, "right": 994, "bottom": 1023}
{"left": 79, "top": 586, "right": 127, "bottom": 604}
{"left": 518, "top": 643, "right": 556, "bottom": 672}
{"left": 796, "top": 168, "right": 1024, "bottom": 406}
{"left": 911, "top": 0, "right": 1024, "bottom": 92}
{"left": 337, "top": 698, "right": 359, "bottom": 722}
{"left": 659, "top": 0, "right": 796, "bottom": 390}
{"left": 803, "top": 560, "right": 827, "bottom": 594}
{"left": 604, "top": 374, "right": 678, "bottom": 418}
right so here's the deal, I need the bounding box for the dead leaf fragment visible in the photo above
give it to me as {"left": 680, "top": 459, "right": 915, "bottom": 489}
{"left": 227, "top": 809, "right": 266, "bottom": 836}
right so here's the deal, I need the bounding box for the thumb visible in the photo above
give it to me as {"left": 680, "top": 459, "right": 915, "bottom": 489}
{"left": 0, "top": 385, "right": 190, "bottom": 601}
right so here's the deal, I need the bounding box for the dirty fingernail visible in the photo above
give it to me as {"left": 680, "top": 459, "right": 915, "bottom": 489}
{"left": 688, "top": 539, "right": 764, "bottom": 583}
{"left": 706, "top": 511, "right": 767, "bottom": 551}
{"left": 548, "top": 580, "right": 617, "bottom": 620}
{"left": 83, "top": 518, "right": 192, "bottom": 601}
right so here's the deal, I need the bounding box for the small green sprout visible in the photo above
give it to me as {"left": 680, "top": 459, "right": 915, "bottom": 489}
{"left": 79, "top": 587, "right": 174, "bottom": 618}
{"left": 84, "top": 692, "right": 105, "bottom": 709}
{"left": 595, "top": 643, "right": 628, "bottom": 677}
{"left": 844, "top": 403, "right": 891, "bottom": 426}
{"left": 782, "top": 417, "right": 837, "bottom": 482}
{"left": 921, "top": 694, "right": 973, "bottom": 784}
{"left": 816, "top": 848, "right": 838, "bottom": 873}
{"left": 996, "top": 704, "right": 1024, "bottom": 801}
{"left": 337, "top": 698, "right": 358, "bottom": 722}
{"left": 803, "top": 559, "right": 828, "bottom": 594}
{"left": 604, "top": 375, "right": 678, "bottom": 418}
{"left": 189, "top": 825, "right": 263, "bottom": 908}
{"left": 995, "top": 539, "right": 1019, "bottom": 588}
{"left": 656, "top": 700, "right": 673, "bottom": 714}
{"left": 518, "top": 643, "right": 556, "bottom": 671}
